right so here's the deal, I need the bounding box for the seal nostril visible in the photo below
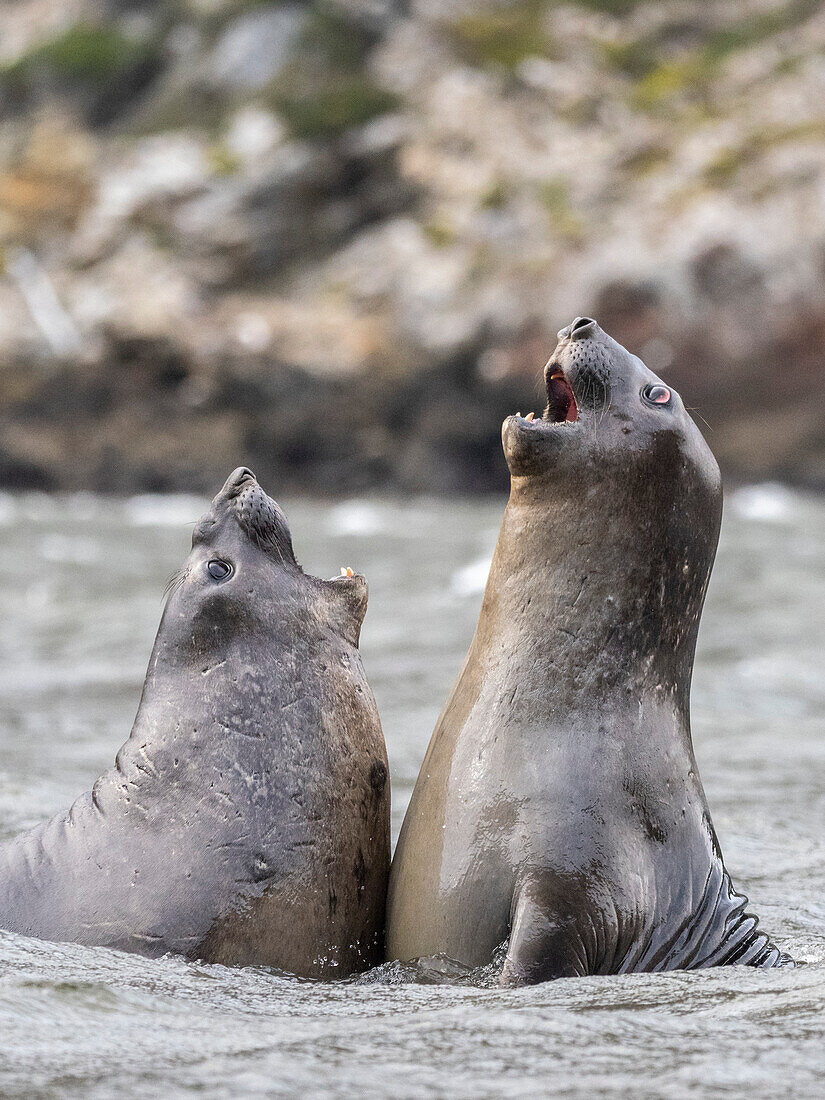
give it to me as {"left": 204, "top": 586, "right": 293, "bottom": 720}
{"left": 570, "top": 317, "right": 596, "bottom": 338}
{"left": 217, "top": 467, "right": 258, "bottom": 499}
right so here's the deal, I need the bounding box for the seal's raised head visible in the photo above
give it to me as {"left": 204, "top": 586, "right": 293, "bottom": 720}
{"left": 503, "top": 318, "right": 721, "bottom": 523}
{"left": 498, "top": 319, "right": 723, "bottom": 695}
{"left": 161, "top": 467, "right": 367, "bottom": 669}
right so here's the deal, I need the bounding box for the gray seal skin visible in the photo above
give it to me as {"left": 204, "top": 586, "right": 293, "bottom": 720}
{"left": 0, "top": 468, "right": 390, "bottom": 977}
{"left": 387, "top": 317, "right": 791, "bottom": 984}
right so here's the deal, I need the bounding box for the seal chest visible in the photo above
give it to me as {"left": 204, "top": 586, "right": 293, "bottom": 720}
{"left": 0, "top": 467, "right": 390, "bottom": 977}
{"left": 387, "top": 318, "right": 790, "bottom": 984}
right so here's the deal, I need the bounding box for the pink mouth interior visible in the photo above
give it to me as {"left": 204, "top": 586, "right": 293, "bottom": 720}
{"left": 545, "top": 371, "right": 579, "bottom": 423}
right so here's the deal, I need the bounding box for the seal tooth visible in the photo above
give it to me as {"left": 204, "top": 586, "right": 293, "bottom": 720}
{"left": 341, "top": 566, "right": 354, "bottom": 577}
{"left": 525, "top": 412, "right": 535, "bottom": 422}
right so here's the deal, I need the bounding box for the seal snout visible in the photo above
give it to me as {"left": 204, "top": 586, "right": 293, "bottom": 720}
{"left": 209, "top": 467, "right": 297, "bottom": 563}
{"left": 557, "top": 316, "right": 597, "bottom": 341}
{"left": 234, "top": 478, "right": 295, "bottom": 560}
{"left": 221, "top": 467, "right": 257, "bottom": 496}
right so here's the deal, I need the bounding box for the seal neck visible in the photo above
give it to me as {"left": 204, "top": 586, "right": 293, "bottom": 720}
{"left": 474, "top": 477, "right": 718, "bottom": 710}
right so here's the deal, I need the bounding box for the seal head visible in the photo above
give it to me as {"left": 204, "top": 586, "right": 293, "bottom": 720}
{"left": 500, "top": 318, "right": 722, "bottom": 699}
{"left": 504, "top": 317, "right": 719, "bottom": 500}
{"left": 160, "top": 467, "right": 367, "bottom": 669}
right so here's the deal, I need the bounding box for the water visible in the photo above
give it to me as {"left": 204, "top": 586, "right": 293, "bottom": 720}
{"left": 0, "top": 486, "right": 823, "bottom": 1098}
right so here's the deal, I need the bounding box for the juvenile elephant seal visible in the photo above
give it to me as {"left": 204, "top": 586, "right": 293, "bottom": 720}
{"left": 388, "top": 318, "right": 790, "bottom": 983}
{"left": 0, "top": 468, "right": 390, "bottom": 976}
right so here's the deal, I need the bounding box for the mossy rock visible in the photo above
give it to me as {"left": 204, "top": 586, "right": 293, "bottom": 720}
{"left": 264, "top": 0, "right": 398, "bottom": 140}
{"left": 269, "top": 74, "right": 399, "bottom": 140}
{"left": 447, "top": 0, "right": 556, "bottom": 71}
{"left": 0, "top": 21, "right": 164, "bottom": 125}
{"left": 2, "top": 23, "right": 160, "bottom": 86}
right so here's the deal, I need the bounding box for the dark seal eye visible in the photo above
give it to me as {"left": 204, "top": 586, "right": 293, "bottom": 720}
{"left": 207, "top": 559, "right": 232, "bottom": 581}
{"left": 642, "top": 384, "right": 672, "bottom": 407}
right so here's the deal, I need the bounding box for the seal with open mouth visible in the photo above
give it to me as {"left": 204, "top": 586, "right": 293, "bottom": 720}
{"left": 387, "top": 318, "right": 790, "bottom": 983}
{"left": 0, "top": 468, "right": 390, "bottom": 977}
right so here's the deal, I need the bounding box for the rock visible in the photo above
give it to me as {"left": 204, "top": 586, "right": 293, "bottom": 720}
{"left": 172, "top": 125, "right": 414, "bottom": 285}
{"left": 224, "top": 106, "right": 286, "bottom": 168}
{"left": 206, "top": 5, "right": 306, "bottom": 91}
{"left": 3, "top": 0, "right": 825, "bottom": 492}
{"left": 72, "top": 131, "right": 211, "bottom": 263}
{"left": 0, "top": 114, "right": 95, "bottom": 246}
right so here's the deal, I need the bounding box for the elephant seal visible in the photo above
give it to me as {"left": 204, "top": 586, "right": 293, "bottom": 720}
{"left": 387, "top": 318, "right": 790, "bottom": 984}
{"left": 0, "top": 468, "right": 390, "bottom": 977}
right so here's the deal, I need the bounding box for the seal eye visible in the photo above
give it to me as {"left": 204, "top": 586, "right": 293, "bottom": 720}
{"left": 642, "top": 384, "right": 672, "bottom": 407}
{"left": 207, "top": 559, "right": 232, "bottom": 581}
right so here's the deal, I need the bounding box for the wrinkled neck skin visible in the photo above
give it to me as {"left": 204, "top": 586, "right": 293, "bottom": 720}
{"left": 474, "top": 456, "right": 721, "bottom": 734}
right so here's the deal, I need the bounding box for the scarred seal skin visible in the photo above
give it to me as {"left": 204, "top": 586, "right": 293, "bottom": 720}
{"left": 387, "top": 318, "right": 791, "bottom": 984}
{"left": 0, "top": 468, "right": 390, "bottom": 977}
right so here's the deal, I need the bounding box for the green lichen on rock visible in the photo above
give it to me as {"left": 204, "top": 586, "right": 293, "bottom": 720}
{"left": 572, "top": 0, "right": 644, "bottom": 13}
{"left": 448, "top": 0, "right": 645, "bottom": 67}
{"left": 626, "top": 0, "right": 820, "bottom": 111}
{"left": 481, "top": 180, "right": 510, "bottom": 209}
{"left": 266, "top": 1, "right": 400, "bottom": 139}
{"left": 620, "top": 143, "right": 671, "bottom": 177}
{"left": 272, "top": 76, "right": 399, "bottom": 140}
{"left": 595, "top": 0, "right": 822, "bottom": 124}
{"left": 1, "top": 22, "right": 160, "bottom": 87}
{"left": 703, "top": 119, "right": 825, "bottom": 187}
{"left": 424, "top": 220, "right": 459, "bottom": 248}
{"left": 447, "top": 1, "right": 555, "bottom": 71}
{"left": 701, "top": 0, "right": 820, "bottom": 64}
{"left": 537, "top": 178, "right": 583, "bottom": 241}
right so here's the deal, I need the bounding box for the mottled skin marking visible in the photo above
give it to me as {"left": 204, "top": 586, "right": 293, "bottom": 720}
{"left": 0, "top": 468, "right": 390, "bottom": 977}
{"left": 387, "top": 319, "right": 790, "bottom": 984}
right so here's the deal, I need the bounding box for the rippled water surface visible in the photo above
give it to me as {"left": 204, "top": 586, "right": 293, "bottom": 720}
{"left": 0, "top": 486, "right": 823, "bottom": 1098}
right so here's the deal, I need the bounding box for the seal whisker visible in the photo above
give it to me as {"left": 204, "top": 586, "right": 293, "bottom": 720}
{"left": 685, "top": 406, "right": 714, "bottom": 432}
{"left": 163, "top": 569, "right": 186, "bottom": 602}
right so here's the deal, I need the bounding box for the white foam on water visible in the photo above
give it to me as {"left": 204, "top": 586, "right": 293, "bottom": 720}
{"left": 450, "top": 555, "right": 492, "bottom": 597}
{"left": 327, "top": 500, "right": 385, "bottom": 536}
{"left": 123, "top": 494, "right": 207, "bottom": 527}
{"left": 38, "top": 534, "right": 103, "bottom": 564}
{"left": 729, "top": 482, "right": 797, "bottom": 523}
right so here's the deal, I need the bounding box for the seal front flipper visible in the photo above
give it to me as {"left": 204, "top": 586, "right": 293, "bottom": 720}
{"left": 650, "top": 863, "right": 794, "bottom": 972}
{"left": 500, "top": 877, "right": 595, "bottom": 985}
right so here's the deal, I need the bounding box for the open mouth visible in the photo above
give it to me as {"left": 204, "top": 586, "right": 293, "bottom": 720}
{"left": 545, "top": 368, "right": 578, "bottom": 423}
{"left": 515, "top": 367, "right": 579, "bottom": 426}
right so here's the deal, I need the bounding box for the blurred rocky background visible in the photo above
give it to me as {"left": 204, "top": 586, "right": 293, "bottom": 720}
{"left": 1, "top": 0, "right": 824, "bottom": 493}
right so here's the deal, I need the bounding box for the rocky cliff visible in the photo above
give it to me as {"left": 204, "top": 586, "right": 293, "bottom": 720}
{"left": 2, "top": 0, "right": 825, "bottom": 492}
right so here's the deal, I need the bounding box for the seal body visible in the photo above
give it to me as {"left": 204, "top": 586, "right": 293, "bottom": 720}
{"left": 0, "top": 469, "right": 390, "bottom": 977}
{"left": 387, "top": 318, "right": 790, "bottom": 984}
